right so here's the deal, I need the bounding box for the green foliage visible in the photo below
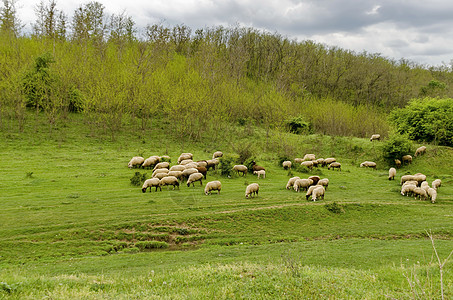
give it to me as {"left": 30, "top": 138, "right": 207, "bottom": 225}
{"left": 389, "top": 98, "right": 453, "bottom": 146}
{"left": 325, "top": 202, "right": 344, "bottom": 214}
{"left": 218, "top": 156, "right": 235, "bottom": 177}
{"left": 419, "top": 80, "right": 447, "bottom": 97}
{"left": 130, "top": 171, "right": 147, "bottom": 186}
{"left": 286, "top": 115, "right": 312, "bottom": 135}
{"left": 68, "top": 87, "right": 83, "bottom": 113}
{"left": 134, "top": 241, "right": 169, "bottom": 250}
{"left": 381, "top": 133, "right": 413, "bottom": 164}
{"left": 234, "top": 142, "right": 255, "bottom": 165}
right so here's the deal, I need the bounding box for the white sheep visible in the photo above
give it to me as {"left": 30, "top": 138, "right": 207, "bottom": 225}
{"left": 317, "top": 178, "right": 329, "bottom": 190}
{"left": 420, "top": 181, "right": 430, "bottom": 193}
{"left": 152, "top": 168, "right": 169, "bottom": 177}
{"left": 282, "top": 161, "right": 292, "bottom": 170}
{"left": 328, "top": 162, "right": 341, "bottom": 171}
{"left": 128, "top": 156, "right": 145, "bottom": 169}
{"left": 322, "top": 158, "right": 336, "bottom": 167}
{"left": 184, "top": 162, "right": 199, "bottom": 169}
{"left": 187, "top": 172, "right": 203, "bottom": 187}
{"left": 153, "top": 162, "right": 170, "bottom": 171}
{"left": 388, "top": 168, "right": 396, "bottom": 180}
{"left": 206, "top": 159, "right": 219, "bottom": 171}
{"left": 177, "top": 153, "right": 193, "bottom": 164}
{"left": 168, "top": 170, "right": 183, "bottom": 180}
{"left": 301, "top": 161, "right": 314, "bottom": 170}
{"left": 153, "top": 173, "right": 169, "bottom": 180}
{"left": 286, "top": 176, "right": 300, "bottom": 190}
{"left": 182, "top": 168, "right": 199, "bottom": 180}
{"left": 169, "top": 165, "right": 186, "bottom": 172}
{"left": 400, "top": 175, "right": 415, "bottom": 185}
{"left": 401, "top": 183, "right": 416, "bottom": 197}
{"left": 402, "top": 155, "right": 412, "bottom": 165}
{"left": 306, "top": 184, "right": 322, "bottom": 200}
{"left": 159, "top": 176, "right": 179, "bottom": 189}
{"left": 432, "top": 179, "right": 441, "bottom": 190}
{"left": 370, "top": 134, "right": 380, "bottom": 141}
{"left": 414, "top": 146, "right": 426, "bottom": 157}
{"left": 394, "top": 159, "right": 402, "bottom": 168}
{"left": 142, "top": 178, "right": 161, "bottom": 193}
{"left": 233, "top": 165, "right": 248, "bottom": 176}
{"left": 293, "top": 178, "right": 313, "bottom": 192}
{"left": 179, "top": 159, "right": 194, "bottom": 165}
{"left": 245, "top": 183, "right": 259, "bottom": 198}
{"left": 316, "top": 158, "right": 324, "bottom": 166}
{"left": 413, "top": 173, "right": 427, "bottom": 186}
{"left": 413, "top": 187, "right": 427, "bottom": 201}
{"left": 311, "top": 186, "right": 325, "bottom": 201}
{"left": 427, "top": 187, "right": 437, "bottom": 203}
{"left": 303, "top": 154, "right": 316, "bottom": 161}
{"left": 294, "top": 158, "right": 303, "bottom": 164}
{"left": 212, "top": 151, "right": 223, "bottom": 159}
{"left": 197, "top": 160, "right": 208, "bottom": 168}
{"left": 360, "top": 161, "right": 377, "bottom": 169}
{"left": 142, "top": 156, "right": 160, "bottom": 169}
{"left": 205, "top": 181, "right": 222, "bottom": 195}
{"left": 253, "top": 170, "right": 266, "bottom": 179}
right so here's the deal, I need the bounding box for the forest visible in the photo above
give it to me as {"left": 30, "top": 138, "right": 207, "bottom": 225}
{"left": 1, "top": 0, "right": 452, "bottom": 144}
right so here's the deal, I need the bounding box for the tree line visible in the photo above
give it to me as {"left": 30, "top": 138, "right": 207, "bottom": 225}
{"left": 1, "top": 0, "right": 452, "bottom": 142}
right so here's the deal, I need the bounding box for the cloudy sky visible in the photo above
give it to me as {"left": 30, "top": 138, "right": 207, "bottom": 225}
{"left": 14, "top": 0, "right": 453, "bottom": 67}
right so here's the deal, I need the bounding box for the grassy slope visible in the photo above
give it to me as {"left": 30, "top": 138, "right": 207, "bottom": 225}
{"left": 0, "top": 113, "right": 452, "bottom": 298}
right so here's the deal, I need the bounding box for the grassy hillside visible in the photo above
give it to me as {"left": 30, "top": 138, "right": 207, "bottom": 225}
{"left": 0, "top": 113, "right": 452, "bottom": 298}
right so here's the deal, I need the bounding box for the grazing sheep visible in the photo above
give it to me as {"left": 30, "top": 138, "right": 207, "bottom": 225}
{"left": 400, "top": 175, "right": 416, "bottom": 185}
{"left": 177, "top": 153, "right": 193, "bottom": 164}
{"left": 402, "top": 155, "right": 412, "bottom": 165}
{"left": 233, "top": 165, "right": 248, "bottom": 176}
{"left": 160, "top": 155, "right": 171, "bottom": 162}
{"left": 153, "top": 162, "right": 170, "bottom": 171}
{"left": 142, "top": 156, "right": 160, "bottom": 169}
{"left": 360, "top": 161, "right": 377, "bottom": 169}
{"left": 322, "top": 158, "right": 336, "bottom": 167}
{"left": 182, "top": 168, "right": 199, "bottom": 180}
{"left": 316, "top": 158, "right": 324, "bottom": 166}
{"left": 254, "top": 170, "right": 266, "bottom": 179}
{"left": 282, "top": 161, "right": 292, "bottom": 170}
{"left": 142, "top": 178, "right": 161, "bottom": 193}
{"left": 308, "top": 176, "right": 320, "bottom": 185}
{"left": 427, "top": 187, "right": 437, "bottom": 203}
{"left": 317, "top": 178, "right": 329, "bottom": 190}
{"left": 294, "top": 158, "right": 303, "bottom": 164}
{"left": 370, "top": 134, "right": 381, "bottom": 141}
{"left": 128, "top": 156, "right": 145, "bottom": 169}
{"left": 413, "top": 174, "right": 427, "bottom": 186}
{"left": 212, "top": 151, "right": 223, "bottom": 159}
{"left": 388, "top": 168, "right": 396, "bottom": 180}
{"left": 197, "top": 160, "right": 208, "bottom": 168}
{"left": 196, "top": 166, "right": 207, "bottom": 179}
{"left": 328, "top": 162, "right": 341, "bottom": 171}
{"left": 160, "top": 176, "right": 180, "bottom": 189}
{"left": 394, "top": 159, "right": 402, "bottom": 168}
{"left": 301, "top": 161, "right": 314, "bottom": 170}
{"left": 293, "top": 179, "right": 313, "bottom": 192}
{"left": 401, "top": 183, "right": 416, "bottom": 197}
{"left": 306, "top": 184, "right": 321, "bottom": 200}
{"left": 245, "top": 183, "right": 260, "bottom": 198}
{"left": 206, "top": 159, "right": 219, "bottom": 171}
{"left": 205, "top": 181, "right": 222, "bottom": 195}
{"left": 303, "top": 154, "right": 316, "bottom": 161}
{"left": 170, "top": 165, "right": 186, "bottom": 172}
{"left": 154, "top": 173, "right": 169, "bottom": 180}
{"left": 152, "top": 168, "right": 169, "bottom": 177}
{"left": 415, "top": 146, "right": 426, "bottom": 157}
{"left": 179, "top": 159, "right": 194, "bottom": 165}
{"left": 403, "top": 180, "right": 418, "bottom": 187}
{"left": 286, "top": 176, "right": 300, "bottom": 190}
{"left": 187, "top": 173, "right": 203, "bottom": 187}
{"left": 251, "top": 161, "right": 265, "bottom": 172}
{"left": 420, "top": 181, "right": 430, "bottom": 193}
{"left": 168, "top": 170, "right": 183, "bottom": 180}
{"left": 184, "top": 162, "right": 199, "bottom": 169}
{"left": 312, "top": 186, "right": 325, "bottom": 201}
{"left": 432, "top": 179, "right": 441, "bottom": 190}
{"left": 413, "top": 187, "right": 428, "bottom": 201}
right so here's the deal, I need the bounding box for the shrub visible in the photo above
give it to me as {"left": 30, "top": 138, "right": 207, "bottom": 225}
{"left": 233, "top": 142, "right": 255, "bottom": 164}
{"left": 325, "top": 202, "right": 344, "bottom": 214}
{"left": 130, "top": 172, "right": 147, "bottom": 186}
{"left": 381, "top": 133, "right": 413, "bottom": 165}
{"left": 68, "top": 88, "right": 84, "bottom": 113}
{"left": 218, "top": 156, "right": 235, "bottom": 177}
{"left": 286, "top": 115, "right": 312, "bottom": 135}
{"left": 135, "top": 241, "right": 169, "bottom": 250}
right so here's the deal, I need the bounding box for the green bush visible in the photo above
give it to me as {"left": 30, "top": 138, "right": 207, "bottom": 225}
{"left": 389, "top": 97, "right": 453, "bottom": 146}
{"left": 286, "top": 115, "right": 313, "bottom": 135}
{"left": 381, "top": 133, "right": 413, "bottom": 165}
{"left": 135, "top": 241, "right": 169, "bottom": 250}
{"left": 218, "top": 156, "right": 235, "bottom": 177}
{"left": 68, "top": 88, "right": 84, "bottom": 113}
{"left": 130, "top": 172, "right": 147, "bottom": 186}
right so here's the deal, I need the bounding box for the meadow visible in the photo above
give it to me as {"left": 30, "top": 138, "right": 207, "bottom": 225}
{"left": 0, "top": 113, "right": 452, "bottom": 298}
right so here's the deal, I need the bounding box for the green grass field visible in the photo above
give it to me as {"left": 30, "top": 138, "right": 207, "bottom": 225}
{"left": 1, "top": 114, "right": 452, "bottom": 299}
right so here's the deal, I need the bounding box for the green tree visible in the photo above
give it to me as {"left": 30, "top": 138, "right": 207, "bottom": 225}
{"left": 0, "top": 0, "right": 22, "bottom": 36}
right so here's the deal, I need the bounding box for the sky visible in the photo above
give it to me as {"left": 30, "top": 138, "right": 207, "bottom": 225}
{"left": 13, "top": 0, "right": 453, "bottom": 67}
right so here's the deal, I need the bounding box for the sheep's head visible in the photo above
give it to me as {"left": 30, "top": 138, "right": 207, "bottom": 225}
{"left": 142, "top": 188, "right": 147, "bottom": 193}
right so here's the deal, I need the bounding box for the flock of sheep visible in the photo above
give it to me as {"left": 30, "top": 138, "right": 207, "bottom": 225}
{"left": 127, "top": 136, "right": 443, "bottom": 203}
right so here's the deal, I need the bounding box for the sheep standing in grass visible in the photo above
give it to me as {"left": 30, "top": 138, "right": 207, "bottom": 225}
{"left": 187, "top": 173, "right": 204, "bottom": 187}
{"left": 293, "top": 179, "right": 313, "bottom": 192}
{"left": 212, "top": 151, "right": 223, "bottom": 159}
{"left": 196, "top": 167, "right": 207, "bottom": 179}
{"left": 160, "top": 176, "right": 179, "bottom": 189}
{"left": 233, "top": 165, "right": 248, "bottom": 176}
{"left": 303, "top": 154, "right": 316, "bottom": 161}
{"left": 415, "top": 146, "right": 426, "bottom": 157}
{"left": 432, "top": 179, "right": 441, "bottom": 190}
{"left": 153, "top": 162, "right": 170, "bottom": 171}
{"left": 306, "top": 185, "right": 321, "bottom": 200}
{"left": 308, "top": 176, "right": 320, "bottom": 185}
{"left": 142, "top": 178, "right": 161, "bottom": 193}
{"left": 179, "top": 159, "right": 194, "bottom": 165}
{"left": 318, "top": 178, "right": 329, "bottom": 190}
{"left": 142, "top": 156, "right": 160, "bottom": 169}
{"left": 427, "top": 187, "right": 437, "bottom": 203}
{"left": 401, "top": 183, "right": 416, "bottom": 197}
{"left": 301, "top": 161, "right": 314, "bottom": 170}
{"left": 128, "top": 156, "right": 145, "bottom": 169}
{"left": 152, "top": 168, "right": 169, "bottom": 178}
{"left": 206, "top": 159, "right": 219, "bottom": 171}
{"left": 294, "top": 158, "right": 303, "bottom": 164}
{"left": 420, "top": 181, "right": 430, "bottom": 193}
{"left": 370, "top": 134, "right": 380, "bottom": 141}
{"left": 402, "top": 155, "right": 412, "bottom": 165}
{"left": 197, "top": 160, "right": 208, "bottom": 168}
{"left": 400, "top": 175, "right": 415, "bottom": 185}
{"left": 168, "top": 171, "right": 183, "bottom": 181}
{"left": 282, "top": 161, "right": 292, "bottom": 170}
{"left": 328, "top": 162, "right": 341, "bottom": 171}
{"left": 254, "top": 170, "right": 266, "bottom": 179}
{"left": 170, "top": 165, "right": 186, "bottom": 172}
{"left": 286, "top": 176, "right": 300, "bottom": 190}
{"left": 182, "top": 168, "right": 199, "bottom": 180}
{"left": 413, "top": 174, "right": 427, "bottom": 186}
{"left": 394, "top": 159, "right": 402, "bottom": 168}
{"left": 311, "top": 186, "right": 325, "bottom": 201}
{"left": 360, "top": 161, "right": 377, "bottom": 169}
{"left": 160, "top": 155, "right": 171, "bottom": 162}
{"left": 251, "top": 161, "right": 265, "bottom": 172}
{"left": 245, "top": 183, "right": 259, "bottom": 198}
{"left": 413, "top": 187, "right": 428, "bottom": 201}
{"left": 177, "top": 153, "right": 193, "bottom": 164}
{"left": 205, "top": 181, "right": 221, "bottom": 195}
{"left": 323, "top": 158, "right": 336, "bottom": 167}
{"left": 388, "top": 168, "right": 396, "bottom": 180}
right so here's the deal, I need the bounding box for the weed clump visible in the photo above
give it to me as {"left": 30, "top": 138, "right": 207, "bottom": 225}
{"left": 130, "top": 172, "right": 147, "bottom": 186}
{"left": 218, "top": 156, "right": 235, "bottom": 177}
{"left": 135, "top": 241, "right": 169, "bottom": 250}
{"left": 325, "top": 202, "right": 344, "bottom": 214}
